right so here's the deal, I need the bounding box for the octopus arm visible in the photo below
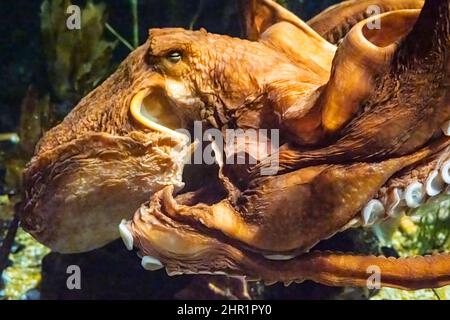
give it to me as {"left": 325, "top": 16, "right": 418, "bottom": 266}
{"left": 149, "top": 136, "right": 449, "bottom": 253}
{"left": 307, "top": 0, "right": 424, "bottom": 43}
{"left": 255, "top": 0, "right": 450, "bottom": 175}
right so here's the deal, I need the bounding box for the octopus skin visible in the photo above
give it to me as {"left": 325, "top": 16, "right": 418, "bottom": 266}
{"left": 20, "top": 0, "right": 450, "bottom": 290}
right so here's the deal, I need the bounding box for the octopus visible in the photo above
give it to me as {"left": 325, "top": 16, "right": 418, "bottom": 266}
{"left": 20, "top": 0, "right": 450, "bottom": 290}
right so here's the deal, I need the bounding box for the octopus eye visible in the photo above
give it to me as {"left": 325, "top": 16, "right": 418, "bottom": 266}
{"left": 166, "top": 51, "right": 182, "bottom": 63}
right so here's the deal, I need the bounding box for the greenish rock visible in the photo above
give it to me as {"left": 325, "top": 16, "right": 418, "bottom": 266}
{"left": 1, "top": 228, "right": 49, "bottom": 300}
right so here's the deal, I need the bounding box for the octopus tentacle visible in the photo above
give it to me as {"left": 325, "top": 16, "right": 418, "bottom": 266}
{"left": 240, "top": 0, "right": 336, "bottom": 81}
{"left": 280, "top": 251, "right": 450, "bottom": 290}
{"left": 242, "top": 251, "right": 450, "bottom": 290}
{"left": 264, "top": 8, "right": 433, "bottom": 146}
{"left": 259, "top": 22, "right": 336, "bottom": 79}
{"left": 360, "top": 145, "right": 450, "bottom": 224}
{"left": 307, "top": 0, "right": 424, "bottom": 43}
{"left": 255, "top": 0, "right": 450, "bottom": 176}
{"left": 312, "top": 9, "right": 420, "bottom": 137}
{"left": 254, "top": 10, "right": 421, "bottom": 146}
{"left": 140, "top": 136, "right": 450, "bottom": 254}
{"left": 239, "top": 0, "right": 328, "bottom": 44}
{"left": 127, "top": 200, "right": 450, "bottom": 290}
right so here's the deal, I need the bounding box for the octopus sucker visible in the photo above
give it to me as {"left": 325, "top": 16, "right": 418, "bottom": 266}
{"left": 442, "top": 160, "right": 450, "bottom": 184}
{"left": 361, "top": 199, "right": 386, "bottom": 226}
{"left": 425, "top": 170, "right": 445, "bottom": 197}
{"left": 401, "top": 181, "right": 424, "bottom": 209}
{"left": 364, "top": 142, "right": 450, "bottom": 226}
{"left": 442, "top": 120, "right": 450, "bottom": 136}
{"left": 141, "top": 256, "right": 164, "bottom": 271}
{"left": 19, "top": 0, "right": 450, "bottom": 290}
{"left": 384, "top": 188, "right": 405, "bottom": 218}
{"left": 119, "top": 219, "right": 134, "bottom": 251}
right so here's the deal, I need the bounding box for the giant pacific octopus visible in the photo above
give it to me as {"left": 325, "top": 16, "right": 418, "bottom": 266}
{"left": 20, "top": 0, "right": 450, "bottom": 290}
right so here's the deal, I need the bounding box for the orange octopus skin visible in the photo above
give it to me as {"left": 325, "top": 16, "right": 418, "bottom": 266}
{"left": 126, "top": 0, "right": 450, "bottom": 290}
{"left": 307, "top": 0, "right": 425, "bottom": 44}
{"left": 20, "top": 0, "right": 450, "bottom": 290}
{"left": 21, "top": 18, "right": 331, "bottom": 252}
{"left": 150, "top": 139, "right": 448, "bottom": 254}
{"left": 129, "top": 203, "right": 450, "bottom": 290}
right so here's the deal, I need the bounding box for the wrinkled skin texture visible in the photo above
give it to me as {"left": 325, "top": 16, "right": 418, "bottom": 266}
{"left": 21, "top": 46, "right": 193, "bottom": 253}
{"left": 21, "top": 0, "right": 450, "bottom": 289}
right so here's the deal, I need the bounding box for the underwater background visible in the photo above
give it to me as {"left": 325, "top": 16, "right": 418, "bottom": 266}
{"left": 1, "top": 0, "right": 450, "bottom": 300}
